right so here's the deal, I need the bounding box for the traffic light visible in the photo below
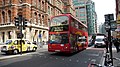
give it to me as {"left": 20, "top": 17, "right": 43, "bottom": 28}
{"left": 104, "top": 14, "right": 114, "bottom": 22}
{"left": 23, "top": 18, "right": 27, "bottom": 30}
{"left": 14, "top": 17, "right": 19, "bottom": 26}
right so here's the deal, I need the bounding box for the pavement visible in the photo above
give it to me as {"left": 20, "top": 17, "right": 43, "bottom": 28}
{"left": 0, "top": 45, "right": 120, "bottom": 66}
{"left": 112, "top": 49, "right": 120, "bottom": 67}
{"left": 0, "top": 45, "right": 48, "bottom": 60}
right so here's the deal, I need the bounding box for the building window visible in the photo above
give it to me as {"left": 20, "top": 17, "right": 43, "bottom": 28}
{"left": 2, "top": 11, "right": 5, "bottom": 23}
{"left": 42, "top": 15, "right": 44, "bottom": 26}
{"left": 19, "top": 0, "right": 23, "bottom": 3}
{"left": 51, "top": 8, "right": 53, "bottom": 15}
{"left": 47, "top": 0, "right": 50, "bottom": 2}
{"left": 42, "top": 31, "right": 46, "bottom": 39}
{"left": 79, "top": 8, "right": 85, "bottom": 12}
{"left": 80, "top": 14, "right": 85, "bottom": 17}
{"left": 2, "top": 32, "right": 5, "bottom": 43}
{"left": 38, "top": 14, "right": 41, "bottom": 25}
{"left": 8, "top": 10, "right": 11, "bottom": 23}
{"left": 33, "top": 0, "right": 36, "bottom": 6}
{"left": 42, "top": 1, "right": 44, "bottom": 11}
{"left": 51, "top": 0, "right": 53, "bottom": 4}
{"left": 48, "top": 19, "right": 50, "bottom": 26}
{"left": 38, "top": 0, "right": 41, "bottom": 8}
{"left": 9, "top": 0, "right": 12, "bottom": 4}
{"left": 2, "top": 0, "right": 5, "bottom": 5}
{"left": 75, "top": 8, "right": 79, "bottom": 17}
{"left": 48, "top": 6, "right": 50, "bottom": 14}
{"left": 43, "top": 31, "right": 45, "bottom": 35}
{"left": 34, "top": 12, "right": 37, "bottom": 24}
{"left": 79, "top": 1, "right": 85, "bottom": 5}
{"left": 8, "top": 31, "right": 11, "bottom": 39}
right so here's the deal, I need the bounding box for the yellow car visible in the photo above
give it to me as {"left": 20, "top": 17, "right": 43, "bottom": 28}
{"left": 1, "top": 39, "right": 37, "bottom": 54}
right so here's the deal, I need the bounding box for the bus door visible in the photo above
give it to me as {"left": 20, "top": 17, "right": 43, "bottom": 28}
{"left": 70, "top": 34, "right": 80, "bottom": 51}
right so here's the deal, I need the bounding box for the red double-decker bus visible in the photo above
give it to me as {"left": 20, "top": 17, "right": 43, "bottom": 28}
{"left": 48, "top": 14, "right": 88, "bottom": 53}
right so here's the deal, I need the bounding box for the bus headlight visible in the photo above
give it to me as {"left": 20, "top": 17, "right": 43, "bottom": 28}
{"left": 49, "top": 46, "right": 52, "bottom": 48}
{"left": 61, "top": 44, "right": 64, "bottom": 46}
{"left": 65, "top": 46, "right": 68, "bottom": 49}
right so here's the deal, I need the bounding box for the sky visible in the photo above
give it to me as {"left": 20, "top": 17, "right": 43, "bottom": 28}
{"left": 92, "top": 0, "right": 116, "bottom": 25}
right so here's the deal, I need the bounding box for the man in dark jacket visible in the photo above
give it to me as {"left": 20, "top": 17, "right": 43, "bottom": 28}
{"left": 112, "top": 37, "right": 120, "bottom": 53}
{"left": 103, "top": 37, "right": 109, "bottom": 53}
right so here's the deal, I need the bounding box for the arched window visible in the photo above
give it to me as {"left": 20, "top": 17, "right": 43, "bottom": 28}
{"left": 48, "top": 6, "right": 50, "bottom": 14}
{"left": 34, "top": 12, "right": 37, "bottom": 24}
{"left": 38, "top": 14, "right": 41, "bottom": 25}
{"left": 2, "top": 11, "right": 5, "bottom": 23}
{"left": 38, "top": 0, "right": 41, "bottom": 8}
{"left": 9, "top": 0, "right": 11, "bottom": 4}
{"left": 2, "top": 0, "right": 5, "bottom": 5}
{"left": 42, "top": 1, "right": 44, "bottom": 11}
{"left": 32, "top": 0, "right": 36, "bottom": 6}
{"left": 48, "top": 19, "right": 50, "bottom": 26}
{"left": 42, "top": 15, "right": 44, "bottom": 26}
{"left": 8, "top": 10, "right": 11, "bottom": 23}
{"left": 8, "top": 31, "right": 11, "bottom": 39}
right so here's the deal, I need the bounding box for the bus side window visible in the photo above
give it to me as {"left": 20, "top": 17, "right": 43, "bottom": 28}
{"left": 71, "top": 19, "right": 75, "bottom": 27}
{"left": 71, "top": 22, "right": 74, "bottom": 27}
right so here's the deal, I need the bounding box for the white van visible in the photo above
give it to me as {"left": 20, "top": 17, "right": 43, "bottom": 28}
{"left": 94, "top": 36, "right": 106, "bottom": 48}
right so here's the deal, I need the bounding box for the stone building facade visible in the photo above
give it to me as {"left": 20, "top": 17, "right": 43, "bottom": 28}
{"left": 0, "top": 0, "right": 64, "bottom": 43}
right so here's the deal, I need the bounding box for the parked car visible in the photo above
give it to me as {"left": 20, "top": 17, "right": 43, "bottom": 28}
{"left": 1, "top": 39, "right": 37, "bottom": 54}
{"left": 94, "top": 36, "right": 106, "bottom": 48}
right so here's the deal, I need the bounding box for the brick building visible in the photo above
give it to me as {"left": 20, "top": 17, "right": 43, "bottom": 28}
{"left": 115, "top": 0, "right": 120, "bottom": 38}
{"left": 0, "top": 0, "right": 65, "bottom": 43}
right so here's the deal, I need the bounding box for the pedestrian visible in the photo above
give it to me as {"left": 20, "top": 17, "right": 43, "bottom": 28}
{"left": 38, "top": 42, "right": 42, "bottom": 48}
{"left": 112, "top": 37, "right": 120, "bottom": 53}
{"left": 103, "top": 37, "right": 109, "bottom": 53}
{"left": 42, "top": 41, "right": 45, "bottom": 45}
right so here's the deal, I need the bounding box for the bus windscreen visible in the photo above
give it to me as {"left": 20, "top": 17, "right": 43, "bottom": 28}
{"left": 49, "top": 33, "right": 68, "bottom": 44}
{"left": 50, "top": 25, "right": 69, "bottom": 32}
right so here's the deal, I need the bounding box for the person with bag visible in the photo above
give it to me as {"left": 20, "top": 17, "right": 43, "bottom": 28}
{"left": 103, "top": 37, "right": 109, "bottom": 53}
{"left": 112, "top": 37, "right": 120, "bottom": 53}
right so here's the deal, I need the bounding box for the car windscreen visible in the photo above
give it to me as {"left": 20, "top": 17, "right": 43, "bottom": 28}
{"left": 5, "top": 40, "right": 12, "bottom": 45}
{"left": 95, "top": 38, "right": 103, "bottom": 42}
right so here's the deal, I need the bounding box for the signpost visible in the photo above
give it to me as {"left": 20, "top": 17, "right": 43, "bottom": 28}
{"left": 14, "top": 15, "right": 28, "bottom": 55}
{"left": 104, "top": 14, "right": 117, "bottom": 66}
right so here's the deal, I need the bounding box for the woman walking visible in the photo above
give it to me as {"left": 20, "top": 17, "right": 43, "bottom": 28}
{"left": 113, "top": 37, "right": 120, "bottom": 53}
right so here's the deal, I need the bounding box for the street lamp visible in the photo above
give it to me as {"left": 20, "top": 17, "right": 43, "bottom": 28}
{"left": 104, "top": 14, "right": 117, "bottom": 66}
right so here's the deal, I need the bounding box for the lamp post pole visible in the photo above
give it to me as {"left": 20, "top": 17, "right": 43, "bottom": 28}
{"left": 104, "top": 14, "right": 116, "bottom": 66}
{"left": 108, "top": 22, "right": 113, "bottom": 66}
{"left": 19, "top": 15, "right": 23, "bottom": 55}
